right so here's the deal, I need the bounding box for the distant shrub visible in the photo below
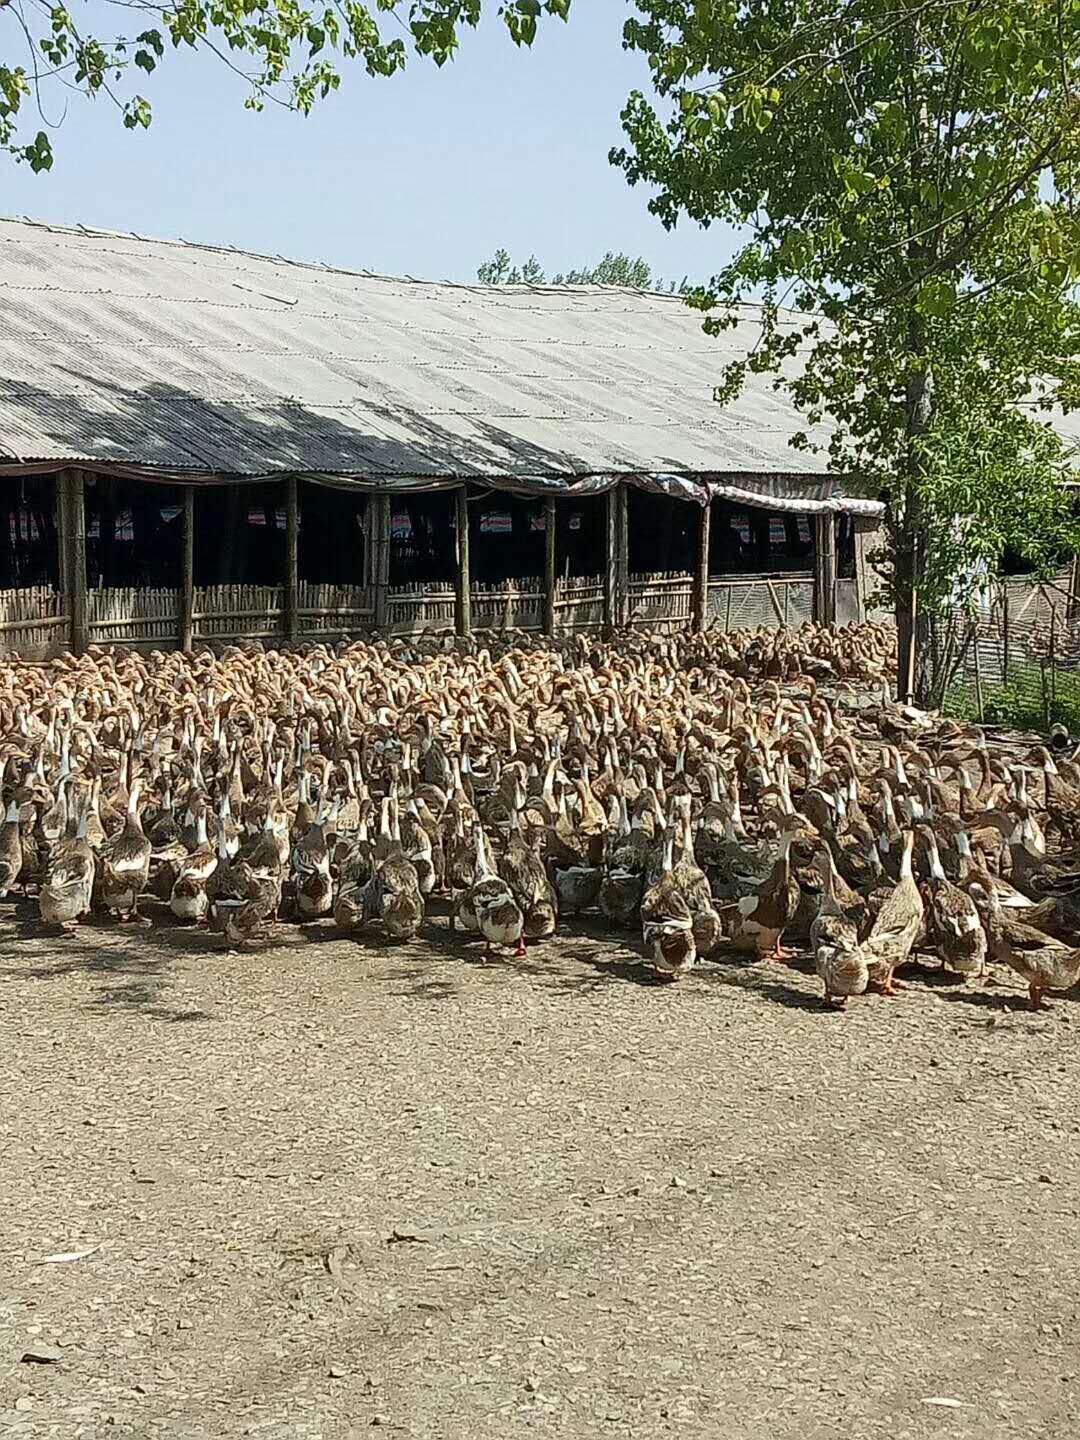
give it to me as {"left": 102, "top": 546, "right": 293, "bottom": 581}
{"left": 945, "top": 662, "right": 1080, "bottom": 734}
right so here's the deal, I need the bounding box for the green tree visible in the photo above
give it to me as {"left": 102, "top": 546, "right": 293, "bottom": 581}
{"left": 615, "top": 0, "right": 1080, "bottom": 701}
{"left": 478, "top": 247, "right": 690, "bottom": 291}
{"left": 476, "top": 248, "right": 548, "bottom": 284}
{"left": 0, "top": 0, "right": 571, "bottom": 171}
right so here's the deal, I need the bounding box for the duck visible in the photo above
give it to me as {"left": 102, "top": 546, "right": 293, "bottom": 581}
{"left": 456, "top": 824, "right": 524, "bottom": 959}
{"left": 669, "top": 798, "right": 723, "bottom": 960}
{"left": 334, "top": 809, "right": 375, "bottom": 933}
{"left": 547, "top": 785, "right": 604, "bottom": 916}
{"left": 967, "top": 881, "right": 1080, "bottom": 1011}
{"left": 599, "top": 792, "right": 648, "bottom": 928}
{"left": 640, "top": 831, "right": 697, "bottom": 980}
{"left": 500, "top": 808, "right": 557, "bottom": 944}
{"left": 852, "top": 829, "right": 924, "bottom": 996}
{"left": 39, "top": 792, "right": 96, "bottom": 934}
{"left": 169, "top": 808, "right": 217, "bottom": 923}
{"left": 1028, "top": 746, "right": 1080, "bottom": 843}
{"left": 400, "top": 802, "right": 437, "bottom": 898}
{"left": 207, "top": 832, "right": 280, "bottom": 948}
{"left": 918, "top": 826, "right": 986, "bottom": 982}
{"left": 0, "top": 796, "right": 23, "bottom": 899}
{"left": 696, "top": 795, "right": 773, "bottom": 904}
{"left": 363, "top": 800, "right": 424, "bottom": 941}
{"left": 728, "top": 817, "right": 802, "bottom": 961}
{"left": 291, "top": 800, "right": 335, "bottom": 921}
{"left": 100, "top": 778, "right": 152, "bottom": 923}
{"left": 815, "top": 841, "right": 869, "bottom": 935}
{"left": 810, "top": 844, "right": 867, "bottom": 1008}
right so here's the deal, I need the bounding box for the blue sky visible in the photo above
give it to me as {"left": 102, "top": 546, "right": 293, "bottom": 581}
{"left": 2, "top": 2, "right": 736, "bottom": 286}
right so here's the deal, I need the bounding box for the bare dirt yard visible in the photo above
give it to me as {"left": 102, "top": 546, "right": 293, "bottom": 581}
{"left": 2, "top": 903, "right": 1078, "bottom": 1440}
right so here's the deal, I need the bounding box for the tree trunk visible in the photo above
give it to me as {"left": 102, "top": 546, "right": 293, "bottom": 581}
{"left": 895, "top": 307, "right": 933, "bottom": 703}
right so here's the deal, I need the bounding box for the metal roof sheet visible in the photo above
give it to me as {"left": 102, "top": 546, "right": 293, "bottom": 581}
{"left": 0, "top": 216, "right": 840, "bottom": 484}
{"left": 1, "top": 217, "right": 1065, "bottom": 513}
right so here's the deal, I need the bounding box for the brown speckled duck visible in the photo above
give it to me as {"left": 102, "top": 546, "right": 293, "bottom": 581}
{"left": 968, "top": 881, "right": 1080, "bottom": 1010}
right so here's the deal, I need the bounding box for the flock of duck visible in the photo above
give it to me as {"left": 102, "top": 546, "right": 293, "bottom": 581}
{"left": 3, "top": 620, "right": 1080, "bottom": 1011}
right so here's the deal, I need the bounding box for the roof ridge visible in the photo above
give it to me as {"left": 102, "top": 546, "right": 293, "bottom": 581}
{"left": 0, "top": 213, "right": 727, "bottom": 304}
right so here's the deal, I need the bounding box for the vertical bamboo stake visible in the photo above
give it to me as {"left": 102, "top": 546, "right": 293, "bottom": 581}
{"left": 972, "top": 618, "right": 985, "bottom": 724}
{"left": 692, "top": 499, "right": 711, "bottom": 633}
{"left": 903, "top": 588, "right": 918, "bottom": 703}
{"left": 455, "top": 486, "right": 471, "bottom": 637}
{"left": 285, "top": 475, "right": 299, "bottom": 645}
{"left": 373, "top": 492, "right": 391, "bottom": 631}
{"left": 1001, "top": 587, "right": 1010, "bottom": 688}
{"left": 180, "top": 485, "right": 194, "bottom": 651}
{"left": 1050, "top": 601, "right": 1057, "bottom": 722}
{"left": 543, "top": 495, "right": 556, "bottom": 637}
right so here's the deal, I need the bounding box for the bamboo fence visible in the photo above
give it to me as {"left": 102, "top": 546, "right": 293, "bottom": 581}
{"left": 297, "top": 582, "right": 375, "bottom": 638}
{"left": 193, "top": 585, "right": 285, "bottom": 643}
{"left": 0, "top": 586, "right": 67, "bottom": 655}
{"left": 552, "top": 574, "right": 605, "bottom": 631}
{"left": 88, "top": 587, "right": 180, "bottom": 645}
{"left": 470, "top": 578, "right": 544, "bottom": 633}
{"left": 386, "top": 581, "right": 456, "bottom": 634}
{"left": 0, "top": 566, "right": 847, "bottom": 654}
{"left": 626, "top": 570, "right": 694, "bottom": 630}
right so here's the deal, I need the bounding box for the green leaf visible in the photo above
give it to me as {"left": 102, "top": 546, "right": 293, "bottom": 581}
{"left": 22, "top": 131, "right": 53, "bottom": 172}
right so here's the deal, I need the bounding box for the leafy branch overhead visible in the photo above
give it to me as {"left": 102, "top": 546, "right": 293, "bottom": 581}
{"left": 614, "top": 0, "right": 1080, "bottom": 696}
{"left": 0, "top": 0, "right": 572, "bottom": 171}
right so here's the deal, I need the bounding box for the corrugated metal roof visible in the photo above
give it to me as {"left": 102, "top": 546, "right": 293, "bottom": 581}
{"left": 0, "top": 216, "right": 837, "bottom": 484}
{"left": 0, "top": 218, "right": 1072, "bottom": 510}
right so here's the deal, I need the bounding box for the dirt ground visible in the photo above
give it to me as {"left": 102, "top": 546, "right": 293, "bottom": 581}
{"left": 1, "top": 901, "right": 1078, "bottom": 1440}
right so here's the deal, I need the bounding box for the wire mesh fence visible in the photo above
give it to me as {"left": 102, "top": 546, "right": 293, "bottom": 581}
{"left": 936, "top": 566, "right": 1080, "bottom": 730}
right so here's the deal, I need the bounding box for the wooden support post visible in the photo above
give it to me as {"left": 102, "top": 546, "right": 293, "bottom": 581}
{"left": 543, "top": 496, "right": 557, "bottom": 637}
{"left": 59, "top": 469, "right": 88, "bottom": 654}
{"left": 853, "top": 519, "right": 866, "bottom": 621}
{"left": 373, "top": 492, "right": 391, "bottom": 631}
{"left": 455, "top": 487, "right": 471, "bottom": 637}
{"left": 606, "top": 483, "right": 629, "bottom": 628}
{"left": 55, "top": 472, "right": 69, "bottom": 605}
{"left": 815, "top": 512, "right": 837, "bottom": 626}
{"left": 180, "top": 485, "right": 194, "bottom": 651}
{"left": 616, "top": 483, "right": 629, "bottom": 627}
{"left": 285, "top": 475, "right": 299, "bottom": 645}
{"left": 692, "top": 500, "right": 711, "bottom": 633}
{"left": 604, "top": 487, "right": 617, "bottom": 628}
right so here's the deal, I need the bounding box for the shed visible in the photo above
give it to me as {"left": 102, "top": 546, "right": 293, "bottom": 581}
{"left": 0, "top": 216, "right": 884, "bottom": 652}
